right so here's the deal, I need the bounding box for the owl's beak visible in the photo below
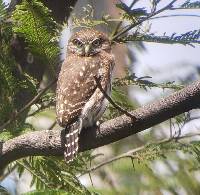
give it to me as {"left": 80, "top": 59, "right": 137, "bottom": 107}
{"left": 84, "top": 45, "right": 91, "bottom": 56}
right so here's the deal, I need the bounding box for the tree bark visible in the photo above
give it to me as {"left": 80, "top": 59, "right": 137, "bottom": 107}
{"left": 1, "top": 80, "right": 200, "bottom": 171}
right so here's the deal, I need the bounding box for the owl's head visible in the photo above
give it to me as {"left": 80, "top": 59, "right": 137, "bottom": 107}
{"left": 67, "top": 29, "right": 111, "bottom": 56}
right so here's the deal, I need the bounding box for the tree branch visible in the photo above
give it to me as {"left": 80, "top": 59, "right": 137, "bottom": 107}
{"left": 94, "top": 76, "right": 136, "bottom": 120}
{"left": 112, "top": 0, "right": 178, "bottom": 41}
{"left": 79, "top": 133, "right": 200, "bottom": 177}
{"left": 1, "top": 80, "right": 200, "bottom": 171}
{"left": 0, "top": 79, "right": 57, "bottom": 131}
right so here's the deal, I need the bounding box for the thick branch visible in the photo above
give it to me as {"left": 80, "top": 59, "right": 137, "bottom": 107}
{"left": 1, "top": 80, "right": 200, "bottom": 171}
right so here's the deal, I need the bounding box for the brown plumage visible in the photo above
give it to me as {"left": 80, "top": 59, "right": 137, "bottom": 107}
{"left": 56, "top": 29, "right": 115, "bottom": 162}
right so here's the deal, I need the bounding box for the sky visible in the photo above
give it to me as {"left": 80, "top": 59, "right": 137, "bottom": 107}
{"left": 134, "top": 8, "right": 200, "bottom": 77}
{"left": 126, "top": 0, "right": 200, "bottom": 69}
{"left": 123, "top": 0, "right": 200, "bottom": 104}
{"left": 3, "top": 0, "right": 200, "bottom": 78}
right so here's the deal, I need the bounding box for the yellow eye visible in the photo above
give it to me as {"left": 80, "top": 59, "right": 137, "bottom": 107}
{"left": 72, "top": 39, "right": 83, "bottom": 47}
{"left": 92, "top": 38, "right": 102, "bottom": 47}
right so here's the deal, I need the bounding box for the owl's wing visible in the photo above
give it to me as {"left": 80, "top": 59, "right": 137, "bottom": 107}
{"left": 80, "top": 60, "right": 114, "bottom": 128}
{"left": 56, "top": 54, "right": 114, "bottom": 162}
{"left": 56, "top": 55, "right": 113, "bottom": 127}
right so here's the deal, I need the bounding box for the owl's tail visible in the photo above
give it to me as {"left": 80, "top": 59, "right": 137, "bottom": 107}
{"left": 64, "top": 120, "right": 81, "bottom": 162}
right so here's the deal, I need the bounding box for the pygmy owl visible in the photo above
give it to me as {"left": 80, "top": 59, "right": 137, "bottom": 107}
{"left": 56, "top": 29, "right": 115, "bottom": 162}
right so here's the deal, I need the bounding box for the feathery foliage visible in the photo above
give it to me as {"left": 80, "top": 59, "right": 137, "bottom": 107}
{"left": 0, "top": 185, "right": 9, "bottom": 195}
{"left": 0, "top": 0, "right": 37, "bottom": 135}
{"left": 118, "top": 30, "right": 200, "bottom": 46}
{"left": 16, "top": 158, "right": 90, "bottom": 194}
{"left": 12, "top": 0, "right": 60, "bottom": 74}
{"left": 181, "top": 0, "right": 200, "bottom": 9}
{"left": 1, "top": 0, "right": 200, "bottom": 194}
{"left": 15, "top": 153, "right": 98, "bottom": 195}
{"left": 113, "top": 73, "right": 183, "bottom": 90}
{"left": 23, "top": 189, "right": 69, "bottom": 195}
{"left": 0, "top": 0, "right": 6, "bottom": 21}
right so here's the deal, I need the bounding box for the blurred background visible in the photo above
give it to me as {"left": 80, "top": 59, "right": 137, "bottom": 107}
{"left": 1, "top": 0, "right": 200, "bottom": 194}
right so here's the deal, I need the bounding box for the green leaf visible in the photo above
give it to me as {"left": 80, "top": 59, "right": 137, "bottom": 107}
{"left": 12, "top": 0, "right": 59, "bottom": 74}
{"left": 113, "top": 74, "right": 183, "bottom": 90}
{"left": 0, "top": 186, "right": 9, "bottom": 195}
{"left": 16, "top": 156, "right": 93, "bottom": 194}
{"left": 0, "top": 0, "right": 7, "bottom": 23}
{"left": 22, "top": 189, "right": 69, "bottom": 195}
{"left": 119, "top": 30, "right": 200, "bottom": 46}
{"left": 181, "top": 0, "right": 200, "bottom": 9}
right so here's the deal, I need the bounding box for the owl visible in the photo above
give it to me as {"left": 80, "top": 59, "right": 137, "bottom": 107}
{"left": 56, "top": 29, "right": 115, "bottom": 162}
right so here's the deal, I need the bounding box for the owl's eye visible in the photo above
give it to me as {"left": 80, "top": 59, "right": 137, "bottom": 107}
{"left": 92, "top": 38, "right": 102, "bottom": 47}
{"left": 72, "top": 39, "right": 83, "bottom": 47}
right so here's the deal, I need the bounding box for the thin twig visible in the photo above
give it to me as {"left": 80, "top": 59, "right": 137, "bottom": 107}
{"left": 94, "top": 76, "right": 136, "bottom": 120}
{"left": 110, "top": 0, "right": 138, "bottom": 38}
{"left": 79, "top": 133, "right": 200, "bottom": 177}
{"left": 1, "top": 80, "right": 200, "bottom": 170}
{"left": 27, "top": 99, "right": 55, "bottom": 117}
{"left": 150, "top": 14, "right": 200, "bottom": 20}
{"left": 112, "top": 0, "right": 178, "bottom": 41}
{"left": 110, "top": 21, "right": 123, "bottom": 38}
{"left": 170, "top": 7, "right": 200, "bottom": 10}
{"left": 130, "top": 0, "right": 139, "bottom": 8}
{"left": 0, "top": 164, "right": 17, "bottom": 182}
{"left": 79, "top": 146, "right": 144, "bottom": 177}
{"left": 0, "top": 79, "right": 57, "bottom": 131}
{"left": 49, "top": 121, "right": 57, "bottom": 130}
{"left": 16, "top": 160, "right": 50, "bottom": 187}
